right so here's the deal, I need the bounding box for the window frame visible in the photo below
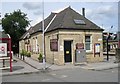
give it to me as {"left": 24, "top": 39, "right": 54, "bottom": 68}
{"left": 85, "top": 35, "right": 92, "bottom": 52}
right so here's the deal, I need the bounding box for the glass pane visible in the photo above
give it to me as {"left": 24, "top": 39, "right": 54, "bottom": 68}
{"left": 74, "top": 19, "right": 86, "bottom": 25}
{"left": 85, "top": 36, "right": 90, "bottom": 42}
{"left": 85, "top": 43, "right": 90, "bottom": 50}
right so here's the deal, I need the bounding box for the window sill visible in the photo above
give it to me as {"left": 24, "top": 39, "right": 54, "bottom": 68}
{"left": 86, "top": 51, "right": 93, "bottom": 54}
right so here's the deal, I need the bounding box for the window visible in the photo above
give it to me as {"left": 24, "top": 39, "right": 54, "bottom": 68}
{"left": 85, "top": 36, "right": 91, "bottom": 51}
{"left": 74, "top": 19, "right": 86, "bottom": 25}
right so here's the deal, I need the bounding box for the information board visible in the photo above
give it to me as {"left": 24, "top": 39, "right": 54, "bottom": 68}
{"left": 95, "top": 43, "right": 100, "bottom": 53}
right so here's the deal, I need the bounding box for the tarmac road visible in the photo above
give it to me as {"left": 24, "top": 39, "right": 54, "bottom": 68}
{"left": 2, "top": 67, "right": 118, "bottom": 82}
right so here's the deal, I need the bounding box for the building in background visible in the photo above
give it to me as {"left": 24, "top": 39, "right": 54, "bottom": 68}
{"left": 103, "top": 32, "right": 118, "bottom": 54}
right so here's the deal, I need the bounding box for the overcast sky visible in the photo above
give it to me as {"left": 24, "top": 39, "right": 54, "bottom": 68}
{"left": 1, "top": 0, "right": 119, "bottom": 33}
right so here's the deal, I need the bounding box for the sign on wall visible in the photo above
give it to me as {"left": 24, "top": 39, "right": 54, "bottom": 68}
{"left": 95, "top": 43, "right": 100, "bottom": 53}
{"left": 76, "top": 43, "right": 84, "bottom": 49}
{"left": 60, "top": 45, "right": 63, "bottom": 51}
{"left": 0, "top": 43, "right": 7, "bottom": 56}
{"left": 50, "top": 39, "right": 58, "bottom": 51}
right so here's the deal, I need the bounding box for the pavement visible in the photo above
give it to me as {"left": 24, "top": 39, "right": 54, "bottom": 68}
{"left": 0, "top": 56, "right": 39, "bottom": 76}
{"left": 0, "top": 55, "right": 119, "bottom": 76}
{"left": 80, "top": 56, "right": 119, "bottom": 71}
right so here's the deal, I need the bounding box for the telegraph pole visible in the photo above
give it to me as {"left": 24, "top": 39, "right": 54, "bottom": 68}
{"left": 106, "top": 33, "right": 109, "bottom": 61}
{"left": 106, "top": 26, "right": 113, "bottom": 61}
{"left": 42, "top": 0, "right": 46, "bottom": 70}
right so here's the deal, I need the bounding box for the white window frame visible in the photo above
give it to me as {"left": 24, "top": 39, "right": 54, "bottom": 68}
{"left": 85, "top": 35, "right": 92, "bottom": 52}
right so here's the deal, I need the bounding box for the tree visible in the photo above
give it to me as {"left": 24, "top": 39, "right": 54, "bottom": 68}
{"left": 2, "top": 9, "right": 30, "bottom": 54}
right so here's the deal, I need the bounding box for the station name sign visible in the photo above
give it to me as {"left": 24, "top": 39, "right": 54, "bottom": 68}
{"left": 0, "top": 43, "right": 7, "bottom": 56}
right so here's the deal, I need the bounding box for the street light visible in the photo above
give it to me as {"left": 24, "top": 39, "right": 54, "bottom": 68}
{"left": 42, "top": 0, "right": 46, "bottom": 70}
{"left": 106, "top": 26, "right": 113, "bottom": 61}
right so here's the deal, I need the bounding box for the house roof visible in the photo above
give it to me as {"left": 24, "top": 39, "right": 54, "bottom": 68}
{"left": 31, "top": 13, "right": 56, "bottom": 34}
{"left": 19, "top": 26, "right": 34, "bottom": 40}
{"left": 32, "top": 6, "right": 103, "bottom": 34}
{"left": 20, "top": 7, "right": 104, "bottom": 40}
{"left": 46, "top": 7, "right": 104, "bottom": 32}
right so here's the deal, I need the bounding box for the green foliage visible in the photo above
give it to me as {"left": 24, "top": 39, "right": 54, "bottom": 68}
{"left": 20, "top": 49, "right": 26, "bottom": 56}
{"left": 38, "top": 53, "right": 43, "bottom": 62}
{"left": 27, "top": 52, "right": 31, "bottom": 57}
{"left": 24, "top": 50, "right": 28, "bottom": 56}
{"left": 20, "top": 49, "right": 31, "bottom": 57}
{"left": 2, "top": 9, "right": 30, "bottom": 53}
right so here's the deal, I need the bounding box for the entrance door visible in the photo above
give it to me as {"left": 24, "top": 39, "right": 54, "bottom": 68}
{"left": 64, "top": 41, "right": 72, "bottom": 62}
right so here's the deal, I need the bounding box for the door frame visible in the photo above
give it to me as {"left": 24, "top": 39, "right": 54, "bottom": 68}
{"left": 64, "top": 40, "right": 72, "bottom": 63}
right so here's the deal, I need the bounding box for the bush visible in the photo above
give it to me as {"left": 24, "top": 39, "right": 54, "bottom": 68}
{"left": 38, "top": 53, "right": 43, "bottom": 62}
{"left": 27, "top": 52, "right": 31, "bottom": 57}
{"left": 20, "top": 49, "right": 31, "bottom": 57}
{"left": 24, "top": 50, "right": 28, "bottom": 56}
{"left": 20, "top": 49, "right": 25, "bottom": 56}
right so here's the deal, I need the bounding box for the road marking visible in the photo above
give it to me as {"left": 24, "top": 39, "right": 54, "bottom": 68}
{"left": 41, "top": 79, "right": 51, "bottom": 82}
{"left": 112, "top": 71, "right": 114, "bottom": 73}
{"left": 60, "top": 75, "right": 68, "bottom": 78}
{"left": 51, "top": 73, "right": 56, "bottom": 76}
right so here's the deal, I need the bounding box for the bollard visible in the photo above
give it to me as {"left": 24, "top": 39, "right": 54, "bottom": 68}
{"left": 23, "top": 55, "right": 25, "bottom": 60}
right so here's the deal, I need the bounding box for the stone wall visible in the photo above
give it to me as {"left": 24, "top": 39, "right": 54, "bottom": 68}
{"left": 19, "top": 29, "right": 103, "bottom": 65}
{"left": 45, "top": 30, "right": 103, "bottom": 65}
{"left": 19, "top": 40, "right": 25, "bottom": 53}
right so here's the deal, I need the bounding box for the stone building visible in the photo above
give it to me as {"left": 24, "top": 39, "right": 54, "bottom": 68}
{"left": 19, "top": 7, "right": 104, "bottom": 65}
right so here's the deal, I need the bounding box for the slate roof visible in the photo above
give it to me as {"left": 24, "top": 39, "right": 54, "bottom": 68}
{"left": 20, "top": 13, "right": 56, "bottom": 40}
{"left": 19, "top": 27, "right": 33, "bottom": 40}
{"left": 31, "top": 13, "right": 56, "bottom": 34}
{"left": 20, "top": 7, "right": 104, "bottom": 40}
{"left": 46, "top": 7, "right": 104, "bottom": 32}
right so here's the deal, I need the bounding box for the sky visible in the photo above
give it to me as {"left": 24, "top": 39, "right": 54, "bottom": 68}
{"left": 0, "top": 0, "right": 119, "bottom": 33}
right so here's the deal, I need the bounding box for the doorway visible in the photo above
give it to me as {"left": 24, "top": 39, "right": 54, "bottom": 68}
{"left": 64, "top": 41, "right": 72, "bottom": 62}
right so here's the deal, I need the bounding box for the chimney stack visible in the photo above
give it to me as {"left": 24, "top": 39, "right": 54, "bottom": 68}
{"left": 82, "top": 8, "right": 85, "bottom": 17}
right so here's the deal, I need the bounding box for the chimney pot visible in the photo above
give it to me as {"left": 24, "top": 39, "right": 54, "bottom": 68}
{"left": 82, "top": 8, "right": 85, "bottom": 17}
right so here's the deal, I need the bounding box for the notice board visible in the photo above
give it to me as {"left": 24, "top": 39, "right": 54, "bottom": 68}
{"left": 50, "top": 39, "right": 58, "bottom": 51}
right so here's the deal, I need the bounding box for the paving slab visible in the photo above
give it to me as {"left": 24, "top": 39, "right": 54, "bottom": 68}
{"left": 1, "top": 56, "right": 39, "bottom": 76}
{"left": 17, "top": 55, "right": 119, "bottom": 71}
{"left": 80, "top": 62, "right": 118, "bottom": 71}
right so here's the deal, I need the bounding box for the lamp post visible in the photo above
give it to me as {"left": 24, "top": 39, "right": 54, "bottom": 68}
{"left": 106, "top": 33, "right": 109, "bottom": 61}
{"left": 42, "top": 0, "right": 46, "bottom": 70}
{"left": 106, "top": 26, "right": 113, "bottom": 61}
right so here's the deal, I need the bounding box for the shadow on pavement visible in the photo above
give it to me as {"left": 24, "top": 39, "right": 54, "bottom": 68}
{"left": 2, "top": 66, "right": 24, "bottom": 72}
